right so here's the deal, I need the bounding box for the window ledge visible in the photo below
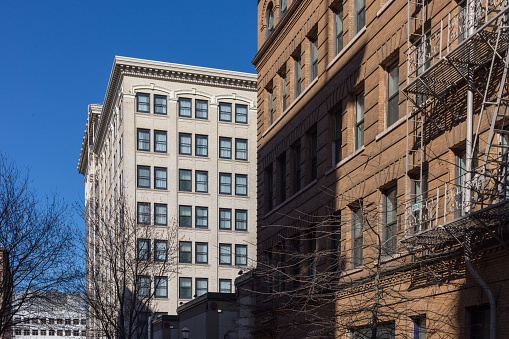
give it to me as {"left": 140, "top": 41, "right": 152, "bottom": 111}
{"left": 340, "top": 267, "right": 363, "bottom": 277}
{"left": 377, "top": 0, "right": 396, "bottom": 17}
{"left": 262, "top": 77, "right": 319, "bottom": 138}
{"left": 263, "top": 179, "right": 318, "bottom": 218}
{"left": 375, "top": 114, "right": 407, "bottom": 141}
{"left": 375, "top": 250, "right": 409, "bottom": 265}
{"left": 325, "top": 146, "right": 365, "bottom": 176}
{"left": 326, "top": 27, "right": 366, "bottom": 71}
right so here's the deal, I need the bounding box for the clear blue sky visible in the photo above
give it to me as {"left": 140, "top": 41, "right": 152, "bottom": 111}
{"left": 0, "top": 1, "right": 258, "bottom": 226}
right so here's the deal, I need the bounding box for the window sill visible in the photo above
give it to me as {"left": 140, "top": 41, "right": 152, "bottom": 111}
{"left": 340, "top": 267, "right": 363, "bottom": 277}
{"left": 326, "top": 27, "right": 366, "bottom": 71}
{"left": 375, "top": 250, "right": 409, "bottom": 265}
{"left": 325, "top": 146, "right": 365, "bottom": 176}
{"left": 263, "top": 179, "right": 318, "bottom": 218}
{"left": 262, "top": 77, "right": 319, "bottom": 138}
{"left": 375, "top": 114, "right": 406, "bottom": 141}
{"left": 377, "top": 0, "right": 396, "bottom": 17}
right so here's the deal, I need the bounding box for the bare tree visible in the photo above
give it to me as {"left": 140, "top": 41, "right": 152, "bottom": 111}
{"left": 0, "top": 153, "right": 81, "bottom": 339}
{"left": 82, "top": 193, "right": 178, "bottom": 339}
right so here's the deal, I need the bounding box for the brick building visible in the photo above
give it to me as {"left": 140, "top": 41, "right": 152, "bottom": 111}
{"left": 253, "top": 0, "right": 509, "bottom": 337}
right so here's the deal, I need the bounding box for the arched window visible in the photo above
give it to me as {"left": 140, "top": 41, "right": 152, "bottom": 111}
{"left": 266, "top": 2, "right": 274, "bottom": 38}
{"left": 280, "top": 0, "right": 287, "bottom": 16}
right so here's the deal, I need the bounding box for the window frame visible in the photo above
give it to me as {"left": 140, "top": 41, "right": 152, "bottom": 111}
{"left": 179, "top": 169, "right": 192, "bottom": 192}
{"left": 195, "top": 206, "right": 209, "bottom": 229}
{"left": 266, "top": 2, "right": 274, "bottom": 38}
{"left": 137, "top": 202, "right": 150, "bottom": 225}
{"left": 195, "top": 134, "right": 208, "bottom": 157}
{"left": 179, "top": 277, "right": 192, "bottom": 299}
{"left": 154, "top": 167, "right": 167, "bottom": 190}
{"left": 154, "top": 130, "right": 167, "bottom": 153}
{"left": 352, "top": 207, "right": 363, "bottom": 268}
{"left": 154, "top": 276, "right": 168, "bottom": 298}
{"left": 235, "top": 244, "right": 248, "bottom": 266}
{"left": 137, "top": 165, "right": 150, "bottom": 188}
{"left": 235, "top": 174, "right": 248, "bottom": 196}
{"left": 219, "top": 243, "right": 232, "bottom": 265}
{"left": 195, "top": 278, "right": 208, "bottom": 297}
{"left": 219, "top": 102, "right": 232, "bottom": 122}
{"left": 219, "top": 137, "right": 232, "bottom": 159}
{"left": 268, "top": 87, "right": 274, "bottom": 125}
{"left": 383, "top": 185, "right": 398, "bottom": 256}
{"left": 219, "top": 279, "right": 232, "bottom": 293}
{"left": 154, "top": 240, "right": 168, "bottom": 262}
{"left": 219, "top": 208, "right": 232, "bottom": 230}
{"left": 235, "top": 138, "right": 248, "bottom": 161}
{"left": 235, "top": 104, "right": 248, "bottom": 124}
{"left": 154, "top": 95, "right": 167, "bottom": 115}
{"left": 195, "top": 99, "right": 208, "bottom": 119}
{"left": 179, "top": 205, "right": 192, "bottom": 228}
{"left": 179, "top": 97, "right": 192, "bottom": 117}
{"left": 179, "top": 133, "right": 192, "bottom": 155}
{"left": 354, "top": 0, "right": 366, "bottom": 34}
{"left": 235, "top": 209, "right": 248, "bottom": 231}
{"left": 137, "top": 129, "right": 150, "bottom": 152}
{"left": 333, "top": 105, "right": 343, "bottom": 165}
{"left": 137, "top": 276, "right": 151, "bottom": 298}
{"left": 387, "top": 61, "right": 399, "bottom": 127}
{"left": 294, "top": 55, "right": 302, "bottom": 97}
{"left": 195, "top": 170, "right": 208, "bottom": 193}
{"left": 355, "top": 91, "right": 365, "bottom": 150}
{"left": 310, "top": 36, "right": 318, "bottom": 81}
{"left": 195, "top": 242, "right": 208, "bottom": 264}
{"left": 333, "top": 4, "right": 344, "bottom": 56}
{"left": 219, "top": 172, "right": 232, "bottom": 195}
{"left": 137, "top": 239, "right": 150, "bottom": 261}
{"left": 179, "top": 241, "right": 192, "bottom": 263}
{"left": 154, "top": 203, "right": 167, "bottom": 226}
{"left": 136, "top": 93, "right": 150, "bottom": 113}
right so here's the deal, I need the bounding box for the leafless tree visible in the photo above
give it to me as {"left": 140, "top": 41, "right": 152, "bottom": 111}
{"left": 0, "top": 153, "right": 81, "bottom": 339}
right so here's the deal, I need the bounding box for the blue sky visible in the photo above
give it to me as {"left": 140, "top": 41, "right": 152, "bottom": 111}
{"left": 0, "top": 1, "right": 258, "bottom": 226}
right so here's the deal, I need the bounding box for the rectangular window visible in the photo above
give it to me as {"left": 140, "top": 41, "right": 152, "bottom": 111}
{"left": 333, "top": 107, "right": 343, "bottom": 164}
{"left": 310, "top": 129, "right": 317, "bottom": 181}
{"left": 219, "top": 173, "right": 232, "bottom": 194}
{"left": 137, "top": 165, "right": 150, "bottom": 188}
{"left": 219, "top": 102, "right": 232, "bottom": 122}
{"left": 137, "top": 129, "right": 150, "bottom": 151}
{"left": 235, "top": 174, "right": 248, "bottom": 196}
{"left": 154, "top": 203, "right": 167, "bottom": 226}
{"left": 219, "top": 137, "right": 232, "bottom": 159}
{"left": 294, "top": 55, "right": 301, "bottom": 97}
{"left": 195, "top": 278, "right": 208, "bottom": 297}
{"left": 137, "top": 276, "right": 150, "bottom": 297}
{"left": 195, "top": 242, "right": 208, "bottom": 264}
{"left": 195, "top": 134, "right": 208, "bottom": 157}
{"left": 235, "top": 209, "right": 248, "bottom": 231}
{"left": 387, "top": 61, "right": 399, "bottom": 127}
{"left": 219, "top": 244, "right": 232, "bottom": 265}
{"left": 334, "top": 5, "right": 343, "bottom": 56}
{"left": 179, "top": 169, "right": 192, "bottom": 191}
{"left": 154, "top": 240, "right": 167, "bottom": 262}
{"left": 268, "top": 88, "right": 274, "bottom": 125}
{"left": 33, "top": 330, "right": 38, "bottom": 336}
{"left": 179, "top": 277, "right": 192, "bottom": 299}
{"left": 179, "top": 98, "right": 192, "bottom": 117}
{"left": 455, "top": 149, "right": 466, "bottom": 218}
{"left": 235, "top": 244, "right": 248, "bottom": 266}
{"left": 278, "top": 154, "right": 286, "bottom": 203}
{"left": 266, "top": 165, "right": 274, "bottom": 211}
{"left": 293, "top": 142, "right": 301, "bottom": 193}
{"left": 195, "top": 99, "right": 208, "bottom": 119}
{"left": 137, "top": 202, "right": 150, "bottom": 225}
{"left": 468, "top": 305, "right": 489, "bottom": 339}
{"left": 354, "top": 0, "right": 366, "bottom": 34}
{"left": 413, "top": 315, "right": 427, "bottom": 339}
{"left": 235, "top": 138, "right": 248, "bottom": 160}
{"left": 195, "top": 170, "right": 208, "bottom": 193}
{"left": 154, "top": 277, "right": 168, "bottom": 298}
{"left": 179, "top": 133, "right": 192, "bottom": 155}
{"left": 179, "top": 205, "right": 192, "bottom": 227}
{"left": 154, "top": 130, "right": 167, "bottom": 153}
{"left": 282, "top": 72, "right": 287, "bottom": 111}
{"left": 195, "top": 206, "right": 208, "bottom": 228}
{"left": 310, "top": 36, "right": 318, "bottom": 81}
{"left": 179, "top": 241, "right": 192, "bottom": 263}
{"left": 352, "top": 208, "right": 363, "bottom": 268}
{"left": 154, "top": 167, "right": 167, "bottom": 190}
{"left": 73, "top": 330, "right": 78, "bottom": 336}
{"left": 219, "top": 208, "right": 232, "bottom": 230}
{"left": 235, "top": 104, "right": 248, "bottom": 123}
{"left": 154, "top": 95, "right": 167, "bottom": 115}
{"left": 355, "top": 92, "right": 365, "bottom": 150}
{"left": 137, "top": 93, "right": 150, "bottom": 113}
{"left": 351, "top": 323, "right": 394, "bottom": 338}
{"left": 384, "top": 186, "right": 397, "bottom": 255}
{"left": 219, "top": 279, "right": 232, "bottom": 293}
{"left": 137, "top": 239, "right": 150, "bottom": 261}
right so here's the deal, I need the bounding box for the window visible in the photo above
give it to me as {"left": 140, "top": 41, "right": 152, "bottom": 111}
{"left": 137, "top": 165, "right": 150, "bottom": 188}
{"left": 137, "top": 239, "right": 150, "bottom": 261}
{"left": 73, "top": 331, "right": 79, "bottom": 337}
{"left": 413, "top": 315, "right": 427, "bottom": 339}
{"left": 137, "top": 202, "right": 150, "bottom": 225}
{"left": 154, "top": 130, "right": 167, "bottom": 153}
{"left": 334, "top": 5, "right": 344, "bottom": 56}
{"left": 333, "top": 106, "right": 343, "bottom": 164}
{"left": 235, "top": 174, "right": 248, "bottom": 196}
{"left": 412, "top": 170, "right": 429, "bottom": 233}
{"left": 80, "top": 331, "right": 85, "bottom": 337}
{"left": 154, "top": 203, "right": 167, "bottom": 226}
{"left": 15, "top": 329, "right": 21, "bottom": 336}
{"left": 235, "top": 138, "right": 248, "bottom": 160}
{"left": 294, "top": 55, "right": 301, "bottom": 97}
{"left": 65, "top": 318, "right": 71, "bottom": 324}
{"left": 219, "top": 208, "right": 232, "bottom": 230}
{"left": 384, "top": 186, "right": 397, "bottom": 255}
{"left": 235, "top": 209, "right": 248, "bottom": 231}
{"left": 179, "top": 169, "right": 192, "bottom": 191}
{"left": 179, "top": 277, "right": 192, "bottom": 299}
{"left": 57, "top": 331, "right": 63, "bottom": 336}
{"left": 235, "top": 244, "right": 248, "bottom": 266}
{"left": 219, "top": 244, "right": 232, "bottom": 265}
{"left": 310, "top": 36, "right": 318, "bottom": 81}
{"left": 154, "top": 167, "right": 167, "bottom": 190}
{"left": 308, "top": 233, "right": 317, "bottom": 278}
{"left": 179, "top": 205, "right": 192, "bottom": 227}
{"left": 266, "top": 165, "right": 274, "bottom": 211}
{"left": 154, "top": 240, "right": 167, "bottom": 262}
{"left": 137, "top": 93, "right": 150, "bottom": 113}
{"left": 195, "top": 135, "right": 208, "bottom": 157}
{"left": 219, "top": 137, "right": 232, "bottom": 159}
{"left": 293, "top": 142, "right": 301, "bottom": 193}
{"left": 352, "top": 208, "right": 363, "bottom": 268}
{"left": 278, "top": 154, "right": 287, "bottom": 203}
{"left": 266, "top": 2, "right": 274, "bottom": 38}
{"left": 179, "top": 98, "right": 192, "bottom": 117}
{"left": 219, "top": 102, "right": 232, "bottom": 122}
{"left": 65, "top": 331, "right": 71, "bottom": 337}
{"left": 195, "top": 99, "right": 208, "bottom": 119}
{"left": 455, "top": 149, "right": 466, "bottom": 218}
{"left": 80, "top": 319, "right": 85, "bottom": 325}
{"left": 179, "top": 133, "right": 192, "bottom": 155}
{"left": 195, "top": 242, "right": 208, "bottom": 264}
{"left": 57, "top": 319, "right": 63, "bottom": 325}
{"left": 24, "top": 330, "right": 31, "bottom": 336}
{"left": 468, "top": 305, "right": 489, "bottom": 339}
{"left": 235, "top": 104, "right": 248, "bottom": 123}
{"left": 195, "top": 206, "right": 208, "bottom": 228}
{"left": 351, "top": 323, "right": 395, "bottom": 338}
{"left": 137, "top": 129, "right": 150, "bottom": 151}
{"left": 179, "top": 241, "right": 192, "bottom": 263}
{"left": 355, "top": 92, "right": 365, "bottom": 150}
{"left": 309, "top": 129, "right": 317, "bottom": 181}
{"left": 354, "top": 0, "right": 366, "bottom": 34}
{"left": 33, "top": 330, "right": 38, "bottom": 336}
{"left": 219, "top": 173, "right": 232, "bottom": 194}
{"left": 154, "top": 95, "right": 167, "bottom": 115}
{"left": 387, "top": 61, "right": 399, "bottom": 127}
{"left": 281, "top": 72, "right": 287, "bottom": 111}
{"left": 154, "top": 276, "right": 168, "bottom": 298}
{"left": 219, "top": 279, "right": 232, "bottom": 293}
{"left": 268, "top": 88, "right": 274, "bottom": 124}
{"left": 137, "top": 276, "right": 150, "bottom": 297}
{"left": 196, "top": 278, "right": 208, "bottom": 297}
{"left": 195, "top": 170, "right": 208, "bottom": 193}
